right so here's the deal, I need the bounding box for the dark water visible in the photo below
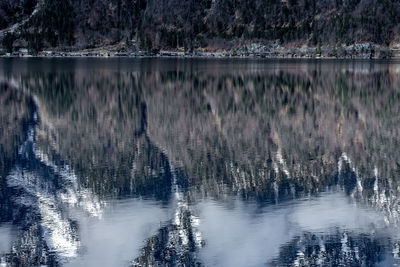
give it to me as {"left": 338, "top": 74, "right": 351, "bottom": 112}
{"left": 1, "top": 58, "right": 400, "bottom": 266}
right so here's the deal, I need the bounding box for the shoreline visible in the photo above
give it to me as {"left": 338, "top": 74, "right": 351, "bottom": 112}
{"left": 1, "top": 55, "right": 399, "bottom": 60}
{"left": 2, "top": 42, "right": 400, "bottom": 59}
{"left": 1, "top": 50, "right": 399, "bottom": 60}
{"left": 1, "top": 53, "right": 399, "bottom": 60}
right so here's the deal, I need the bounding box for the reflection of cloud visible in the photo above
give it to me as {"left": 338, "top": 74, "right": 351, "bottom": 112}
{"left": 7, "top": 164, "right": 170, "bottom": 266}
{"left": 65, "top": 199, "right": 169, "bottom": 267}
{"left": 198, "top": 200, "right": 295, "bottom": 267}
{"left": 291, "top": 192, "right": 385, "bottom": 231}
{"left": 198, "top": 191, "right": 392, "bottom": 267}
{"left": 0, "top": 224, "right": 15, "bottom": 256}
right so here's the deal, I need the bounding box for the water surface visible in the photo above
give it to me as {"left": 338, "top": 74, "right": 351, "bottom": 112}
{"left": 1, "top": 58, "right": 400, "bottom": 266}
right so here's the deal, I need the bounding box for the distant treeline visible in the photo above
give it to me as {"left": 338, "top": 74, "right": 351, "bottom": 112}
{"left": 2, "top": 0, "right": 400, "bottom": 52}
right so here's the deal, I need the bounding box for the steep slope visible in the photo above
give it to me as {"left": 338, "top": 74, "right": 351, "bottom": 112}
{"left": 0, "top": 0, "right": 37, "bottom": 30}
{"left": 2, "top": 0, "right": 400, "bottom": 52}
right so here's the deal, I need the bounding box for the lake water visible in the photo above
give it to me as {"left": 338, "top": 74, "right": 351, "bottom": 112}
{"left": 1, "top": 58, "right": 400, "bottom": 266}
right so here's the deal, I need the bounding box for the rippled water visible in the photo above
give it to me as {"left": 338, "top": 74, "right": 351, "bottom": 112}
{"left": 1, "top": 58, "right": 400, "bottom": 266}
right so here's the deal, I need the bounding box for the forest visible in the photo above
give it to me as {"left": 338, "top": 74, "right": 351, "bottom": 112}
{"left": 1, "top": 0, "right": 400, "bottom": 52}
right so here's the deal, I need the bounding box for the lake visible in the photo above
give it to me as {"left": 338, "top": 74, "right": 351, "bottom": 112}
{"left": 0, "top": 58, "right": 400, "bottom": 266}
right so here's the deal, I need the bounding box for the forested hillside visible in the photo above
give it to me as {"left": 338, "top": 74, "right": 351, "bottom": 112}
{"left": 0, "top": 0, "right": 36, "bottom": 30}
{"left": 1, "top": 0, "right": 400, "bottom": 52}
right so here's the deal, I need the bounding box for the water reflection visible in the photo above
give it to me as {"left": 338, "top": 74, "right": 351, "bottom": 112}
{"left": 65, "top": 199, "right": 169, "bottom": 267}
{"left": 198, "top": 191, "right": 390, "bottom": 267}
{"left": 1, "top": 58, "right": 400, "bottom": 266}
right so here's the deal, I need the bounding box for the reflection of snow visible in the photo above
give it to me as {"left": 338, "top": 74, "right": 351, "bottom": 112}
{"left": 7, "top": 169, "right": 79, "bottom": 259}
{"left": 5, "top": 107, "right": 105, "bottom": 263}
{"left": 338, "top": 152, "right": 363, "bottom": 194}
{"left": 393, "top": 243, "right": 400, "bottom": 259}
{"left": 0, "top": 258, "right": 6, "bottom": 267}
{"left": 37, "top": 193, "right": 79, "bottom": 258}
{"left": 131, "top": 151, "right": 204, "bottom": 266}
{"left": 293, "top": 251, "right": 304, "bottom": 267}
{"left": 33, "top": 146, "right": 104, "bottom": 218}
{"left": 338, "top": 152, "right": 400, "bottom": 225}
{"left": 271, "top": 148, "right": 292, "bottom": 202}
{"left": 171, "top": 166, "right": 203, "bottom": 248}
{"left": 15, "top": 109, "right": 104, "bottom": 217}
{"left": 275, "top": 149, "right": 290, "bottom": 178}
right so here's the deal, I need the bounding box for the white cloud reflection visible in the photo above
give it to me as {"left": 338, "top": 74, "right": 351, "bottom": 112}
{"left": 0, "top": 224, "right": 15, "bottom": 256}
{"left": 65, "top": 199, "right": 169, "bottom": 267}
{"left": 197, "top": 191, "right": 391, "bottom": 267}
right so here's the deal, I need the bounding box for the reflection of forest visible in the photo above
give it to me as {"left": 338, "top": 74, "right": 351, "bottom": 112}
{"left": 2, "top": 60, "right": 400, "bottom": 266}
{"left": 0, "top": 83, "right": 32, "bottom": 186}
{"left": 10, "top": 62, "right": 400, "bottom": 202}
{"left": 272, "top": 230, "right": 389, "bottom": 266}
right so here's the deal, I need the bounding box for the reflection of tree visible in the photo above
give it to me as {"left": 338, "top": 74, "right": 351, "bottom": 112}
{"left": 271, "top": 230, "right": 386, "bottom": 267}
{"left": 9, "top": 63, "right": 400, "bottom": 204}
{"left": 132, "top": 217, "right": 202, "bottom": 267}
{"left": 0, "top": 84, "right": 32, "bottom": 183}
{"left": 139, "top": 65, "right": 400, "bottom": 204}
{"left": 18, "top": 72, "right": 171, "bottom": 200}
{"left": 0, "top": 84, "right": 33, "bottom": 230}
{"left": 132, "top": 190, "right": 202, "bottom": 267}
{"left": 0, "top": 85, "right": 61, "bottom": 266}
